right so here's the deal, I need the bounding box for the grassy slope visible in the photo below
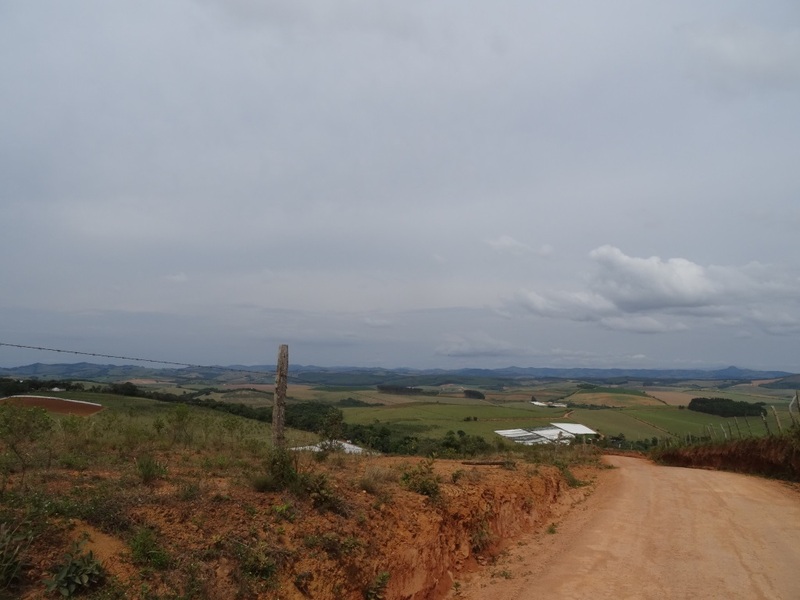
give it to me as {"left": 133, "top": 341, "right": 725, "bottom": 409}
{"left": 55, "top": 380, "right": 794, "bottom": 446}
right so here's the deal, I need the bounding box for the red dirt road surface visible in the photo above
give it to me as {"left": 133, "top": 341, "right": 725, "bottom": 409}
{"left": 0, "top": 395, "right": 103, "bottom": 416}
{"left": 451, "top": 456, "right": 800, "bottom": 600}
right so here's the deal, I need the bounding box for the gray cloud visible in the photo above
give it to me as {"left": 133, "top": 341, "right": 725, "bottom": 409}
{"left": 512, "top": 246, "right": 800, "bottom": 341}
{"left": 1, "top": 1, "right": 799, "bottom": 371}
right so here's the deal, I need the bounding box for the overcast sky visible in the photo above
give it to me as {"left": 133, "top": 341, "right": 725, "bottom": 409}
{"left": 2, "top": 1, "right": 799, "bottom": 371}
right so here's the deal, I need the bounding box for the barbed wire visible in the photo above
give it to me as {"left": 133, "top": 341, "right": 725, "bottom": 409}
{"left": 0, "top": 341, "right": 278, "bottom": 379}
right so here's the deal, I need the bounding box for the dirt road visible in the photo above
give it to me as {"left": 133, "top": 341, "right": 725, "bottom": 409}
{"left": 450, "top": 456, "right": 800, "bottom": 600}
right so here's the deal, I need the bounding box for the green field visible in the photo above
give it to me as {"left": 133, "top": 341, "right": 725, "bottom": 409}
{"left": 49, "top": 390, "right": 317, "bottom": 447}
{"left": 341, "top": 401, "right": 565, "bottom": 439}
{"left": 46, "top": 379, "right": 796, "bottom": 448}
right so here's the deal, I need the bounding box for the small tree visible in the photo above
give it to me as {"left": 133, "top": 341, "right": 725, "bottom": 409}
{"left": 167, "top": 404, "right": 192, "bottom": 445}
{"left": 0, "top": 404, "right": 52, "bottom": 488}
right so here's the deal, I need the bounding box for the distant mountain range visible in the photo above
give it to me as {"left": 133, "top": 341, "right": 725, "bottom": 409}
{"left": 0, "top": 362, "right": 794, "bottom": 386}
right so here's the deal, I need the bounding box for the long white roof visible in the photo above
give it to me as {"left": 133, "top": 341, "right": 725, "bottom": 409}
{"left": 494, "top": 422, "right": 597, "bottom": 445}
{"left": 551, "top": 423, "right": 597, "bottom": 435}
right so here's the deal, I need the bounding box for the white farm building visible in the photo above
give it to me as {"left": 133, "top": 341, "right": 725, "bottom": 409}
{"left": 495, "top": 423, "right": 598, "bottom": 445}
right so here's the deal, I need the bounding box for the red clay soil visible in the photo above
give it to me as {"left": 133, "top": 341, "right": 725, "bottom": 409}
{"left": 448, "top": 456, "right": 800, "bottom": 600}
{"left": 12, "top": 456, "right": 599, "bottom": 600}
{"left": 0, "top": 395, "right": 103, "bottom": 416}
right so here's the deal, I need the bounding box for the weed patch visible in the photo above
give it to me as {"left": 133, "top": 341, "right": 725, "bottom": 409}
{"left": 135, "top": 454, "right": 167, "bottom": 484}
{"left": 364, "top": 571, "right": 390, "bottom": 600}
{"left": 400, "top": 457, "right": 441, "bottom": 501}
{"left": 0, "top": 520, "right": 34, "bottom": 591}
{"left": 129, "top": 528, "right": 171, "bottom": 570}
{"left": 44, "top": 538, "right": 105, "bottom": 598}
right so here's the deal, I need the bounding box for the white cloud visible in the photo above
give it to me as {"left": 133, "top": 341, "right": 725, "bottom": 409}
{"left": 512, "top": 246, "right": 800, "bottom": 340}
{"left": 589, "top": 245, "right": 718, "bottom": 311}
{"left": 515, "top": 289, "right": 616, "bottom": 321}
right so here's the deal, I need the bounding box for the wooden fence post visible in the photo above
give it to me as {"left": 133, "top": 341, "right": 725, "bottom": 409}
{"left": 790, "top": 391, "right": 799, "bottom": 427}
{"left": 770, "top": 405, "right": 783, "bottom": 435}
{"left": 761, "top": 412, "right": 772, "bottom": 437}
{"left": 272, "top": 344, "right": 288, "bottom": 450}
{"left": 733, "top": 417, "right": 742, "bottom": 439}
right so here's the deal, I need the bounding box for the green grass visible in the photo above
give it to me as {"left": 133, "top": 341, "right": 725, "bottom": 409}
{"left": 626, "top": 408, "right": 765, "bottom": 437}
{"left": 565, "top": 409, "right": 666, "bottom": 440}
{"left": 341, "top": 402, "right": 565, "bottom": 439}
{"left": 46, "top": 383, "right": 792, "bottom": 452}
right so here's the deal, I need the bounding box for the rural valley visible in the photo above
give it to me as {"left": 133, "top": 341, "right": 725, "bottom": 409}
{"left": 1, "top": 363, "right": 799, "bottom": 599}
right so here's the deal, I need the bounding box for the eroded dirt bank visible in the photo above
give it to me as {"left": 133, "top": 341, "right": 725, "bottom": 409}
{"left": 449, "top": 456, "right": 800, "bottom": 600}
{"left": 16, "top": 455, "right": 600, "bottom": 599}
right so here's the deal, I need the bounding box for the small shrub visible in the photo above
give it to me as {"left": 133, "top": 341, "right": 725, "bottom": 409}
{"left": 304, "top": 533, "right": 361, "bottom": 557}
{"left": 252, "top": 449, "right": 298, "bottom": 492}
{"left": 296, "top": 472, "right": 348, "bottom": 515}
{"left": 400, "top": 458, "right": 441, "bottom": 500}
{"left": 59, "top": 453, "right": 90, "bottom": 471}
{"left": 451, "top": 469, "right": 465, "bottom": 484}
{"left": 73, "top": 488, "right": 132, "bottom": 534}
{"left": 294, "top": 571, "right": 313, "bottom": 594}
{"left": 470, "top": 521, "right": 492, "bottom": 553}
{"left": 558, "top": 465, "right": 586, "bottom": 488}
{"left": 129, "top": 528, "right": 171, "bottom": 570}
{"left": 359, "top": 466, "right": 397, "bottom": 495}
{"left": 135, "top": 455, "right": 167, "bottom": 484}
{"left": 231, "top": 538, "right": 291, "bottom": 582}
{"left": 0, "top": 521, "right": 34, "bottom": 590}
{"left": 0, "top": 404, "right": 52, "bottom": 487}
{"left": 176, "top": 481, "right": 201, "bottom": 501}
{"left": 272, "top": 502, "right": 296, "bottom": 523}
{"left": 44, "top": 538, "right": 105, "bottom": 597}
{"left": 364, "top": 571, "right": 390, "bottom": 600}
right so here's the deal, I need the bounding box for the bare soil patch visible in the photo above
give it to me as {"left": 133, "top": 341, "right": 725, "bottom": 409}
{"left": 646, "top": 390, "right": 696, "bottom": 406}
{"left": 448, "top": 456, "right": 800, "bottom": 600}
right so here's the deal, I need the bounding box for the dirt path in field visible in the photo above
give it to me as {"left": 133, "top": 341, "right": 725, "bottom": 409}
{"left": 448, "top": 456, "right": 800, "bottom": 600}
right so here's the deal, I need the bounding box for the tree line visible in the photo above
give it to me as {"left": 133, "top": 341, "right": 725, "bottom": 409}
{"left": 688, "top": 397, "right": 765, "bottom": 418}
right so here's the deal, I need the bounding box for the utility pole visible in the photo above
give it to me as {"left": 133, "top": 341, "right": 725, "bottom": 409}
{"left": 272, "top": 344, "right": 288, "bottom": 449}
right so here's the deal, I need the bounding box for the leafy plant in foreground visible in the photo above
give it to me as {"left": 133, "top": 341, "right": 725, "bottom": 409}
{"left": 44, "top": 538, "right": 105, "bottom": 597}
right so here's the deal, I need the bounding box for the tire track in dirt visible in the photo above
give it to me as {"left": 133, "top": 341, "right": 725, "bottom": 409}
{"left": 449, "top": 456, "right": 800, "bottom": 600}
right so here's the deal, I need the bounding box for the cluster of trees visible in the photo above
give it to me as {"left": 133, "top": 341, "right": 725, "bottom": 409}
{"left": 688, "top": 397, "right": 766, "bottom": 418}
{"left": 342, "top": 422, "right": 491, "bottom": 456}
{"left": 0, "top": 378, "right": 85, "bottom": 397}
{"left": 375, "top": 385, "right": 432, "bottom": 395}
{"left": 463, "top": 389, "right": 485, "bottom": 399}
{"left": 598, "top": 433, "right": 662, "bottom": 452}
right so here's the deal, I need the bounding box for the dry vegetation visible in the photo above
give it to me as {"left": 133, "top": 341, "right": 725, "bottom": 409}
{"left": 0, "top": 398, "right": 602, "bottom": 600}
{"left": 651, "top": 428, "right": 800, "bottom": 481}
